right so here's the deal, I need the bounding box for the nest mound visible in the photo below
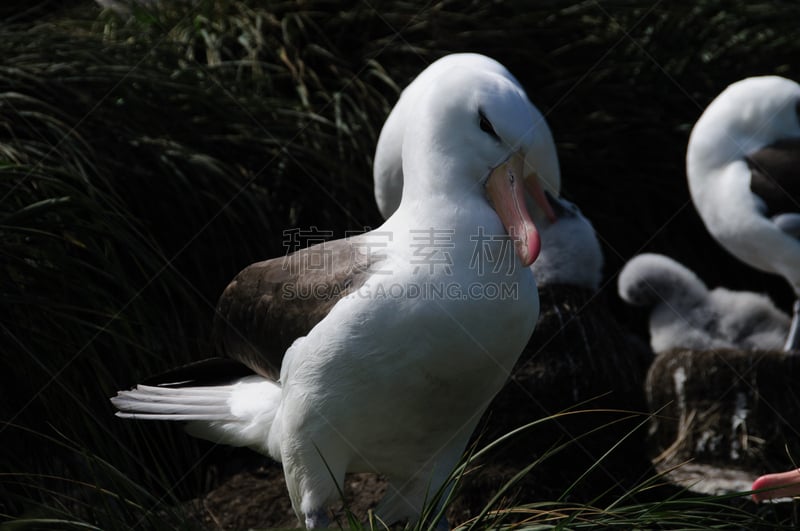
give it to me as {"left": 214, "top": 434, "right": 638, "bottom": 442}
{"left": 646, "top": 348, "right": 800, "bottom": 494}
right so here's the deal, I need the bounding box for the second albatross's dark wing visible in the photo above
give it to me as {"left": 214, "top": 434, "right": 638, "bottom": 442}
{"left": 748, "top": 138, "right": 800, "bottom": 219}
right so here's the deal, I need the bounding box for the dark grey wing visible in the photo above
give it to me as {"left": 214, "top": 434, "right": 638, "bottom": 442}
{"left": 747, "top": 138, "right": 800, "bottom": 218}
{"left": 212, "top": 235, "right": 379, "bottom": 378}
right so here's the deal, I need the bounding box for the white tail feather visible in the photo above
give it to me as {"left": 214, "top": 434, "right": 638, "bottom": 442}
{"left": 133, "top": 384, "right": 234, "bottom": 396}
{"left": 111, "top": 375, "right": 281, "bottom": 455}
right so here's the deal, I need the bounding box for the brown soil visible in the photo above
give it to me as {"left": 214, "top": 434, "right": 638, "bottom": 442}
{"left": 187, "top": 461, "right": 388, "bottom": 530}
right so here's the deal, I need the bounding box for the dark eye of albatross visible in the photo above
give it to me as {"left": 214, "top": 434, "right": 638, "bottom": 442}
{"left": 478, "top": 109, "right": 501, "bottom": 141}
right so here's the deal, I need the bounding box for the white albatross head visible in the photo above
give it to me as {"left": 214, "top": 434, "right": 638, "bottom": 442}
{"left": 396, "top": 64, "right": 556, "bottom": 266}
{"left": 687, "top": 76, "right": 800, "bottom": 175}
{"left": 374, "top": 53, "right": 561, "bottom": 228}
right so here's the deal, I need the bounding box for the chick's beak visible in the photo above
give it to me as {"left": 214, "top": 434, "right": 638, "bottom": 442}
{"left": 525, "top": 171, "right": 558, "bottom": 223}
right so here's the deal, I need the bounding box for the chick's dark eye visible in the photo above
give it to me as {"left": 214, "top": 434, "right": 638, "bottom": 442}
{"left": 478, "top": 110, "right": 500, "bottom": 141}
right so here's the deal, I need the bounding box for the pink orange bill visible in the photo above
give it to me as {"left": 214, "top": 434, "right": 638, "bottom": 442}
{"left": 752, "top": 468, "right": 800, "bottom": 502}
{"left": 485, "top": 151, "right": 541, "bottom": 267}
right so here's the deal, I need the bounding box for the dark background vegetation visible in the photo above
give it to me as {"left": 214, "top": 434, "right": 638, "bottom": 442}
{"left": 2, "top": 0, "right": 799, "bottom": 528}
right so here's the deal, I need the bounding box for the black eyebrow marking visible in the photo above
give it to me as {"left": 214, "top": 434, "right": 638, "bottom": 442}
{"left": 478, "top": 108, "right": 501, "bottom": 141}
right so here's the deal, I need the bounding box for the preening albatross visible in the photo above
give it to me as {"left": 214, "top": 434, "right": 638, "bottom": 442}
{"left": 687, "top": 75, "right": 800, "bottom": 352}
{"left": 112, "top": 65, "right": 556, "bottom": 529}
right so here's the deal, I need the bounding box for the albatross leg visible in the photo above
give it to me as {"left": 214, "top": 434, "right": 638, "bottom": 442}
{"left": 783, "top": 299, "right": 800, "bottom": 353}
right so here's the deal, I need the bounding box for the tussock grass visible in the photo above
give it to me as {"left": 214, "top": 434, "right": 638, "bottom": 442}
{"left": 100, "top": 0, "right": 800, "bottom": 302}
{"left": 3, "top": 0, "right": 800, "bottom": 529}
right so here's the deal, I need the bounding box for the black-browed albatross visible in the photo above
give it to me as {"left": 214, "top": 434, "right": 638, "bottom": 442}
{"left": 112, "top": 65, "right": 557, "bottom": 529}
{"left": 687, "top": 75, "right": 800, "bottom": 352}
